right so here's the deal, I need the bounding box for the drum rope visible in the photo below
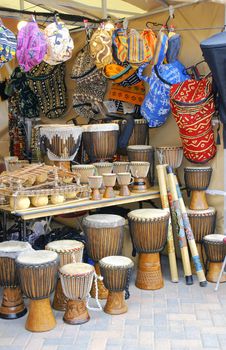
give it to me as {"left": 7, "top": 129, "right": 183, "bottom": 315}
{"left": 86, "top": 272, "right": 103, "bottom": 311}
{"left": 125, "top": 268, "right": 132, "bottom": 300}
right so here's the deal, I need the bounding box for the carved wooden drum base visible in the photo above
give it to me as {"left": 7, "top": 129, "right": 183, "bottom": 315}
{"left": 136, "top": 253, "right": 164, "bottom": 290}
{"left": 26, "top": 298, "right": 56, "bottom": 332}
{"left": 190, "top": 191, "right": 209, "bottom": 210}
{"left": 63, "top": 300, "right": 90, "bottom": 325}
{"left": 52, "top": 279, "right": 68, "bottom": 311}
{"left": 104, "top": 291, "right": 127, "bottom": 315}
{"left": 0, "top": 287, "right": 27, "bottom": 319}
{"left": 90, "top": 263, "right": 108, "bottom": 300}
{"left": 206, "top": 262, "right": 226, "bottom": 283}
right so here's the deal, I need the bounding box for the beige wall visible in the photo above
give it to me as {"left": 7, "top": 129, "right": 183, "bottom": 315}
{"left": 0, "top": 3, "right": 224, "bottom": 233}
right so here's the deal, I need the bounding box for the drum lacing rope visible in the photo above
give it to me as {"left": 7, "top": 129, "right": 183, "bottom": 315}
{"left": 125, "top": 267, "right": 133, "bottom": 300}
{"left": 86, "top": 271, "right": 103, "bottom": 311}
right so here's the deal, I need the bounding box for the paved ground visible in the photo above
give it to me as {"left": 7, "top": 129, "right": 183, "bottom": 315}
{"left": 0, "top": 256, "right": 226, "bottom": 350}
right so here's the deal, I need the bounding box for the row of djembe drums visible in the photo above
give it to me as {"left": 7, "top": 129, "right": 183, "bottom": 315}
{"left": 0, "top": 208, "right": 224, "bottom": 333}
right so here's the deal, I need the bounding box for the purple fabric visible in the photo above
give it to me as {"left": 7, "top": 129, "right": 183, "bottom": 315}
{"left": 16, "top": 21, "right": 47, "bottom": 72}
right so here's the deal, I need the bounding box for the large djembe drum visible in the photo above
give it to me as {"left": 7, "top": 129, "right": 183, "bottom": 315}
{"left": 0, "top": 241, "right": 32, "bottom": 319}
{"left": 128, "top": 209, "right": 169, "bottom": 290}
{"left": 184, "top": 166, "right": 212, "bottom": 210}
{"left": 99, "top": 256, "right": 134, "bottom": 315}
{"left": 40, "top": 125, "right": 83, "bottom": 169}
{"left": 203, "top": 234, "right": 226, "bottom": 283}
{"left": 45, "top": 240, "right": 84, "bottom": 311}
{"left": 187, "top": 207, "right": 216, "bottom": 273}
{"left": 82, "top": 123, "right": 119, "bottom": 162}
{"left": 83, "top": 214, "right": 125, "bottom": 299}
{"left": 156, "top": 146, "right": 183, "bottom": 170}
{"left": 127, "top": 145, "right": 155, "bottom": 186}
{"left": 16, "top": 250, "right": 59, "bottom": 332}
{"left": 59, "top": 262, "right": 94, "bottom": 325}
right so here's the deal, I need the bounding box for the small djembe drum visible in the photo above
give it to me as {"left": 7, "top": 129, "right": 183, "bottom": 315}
{"left": 117, "top": 172, "right": 132, "bottom": 196}
{"left": 128, "top": 209, "right": 169, "bottom": 290}
{"left": 40, "top": 125, "right": 83, "bottom": 170}
{"left": 156, "top": 146, "right": 183, "bottom": 170}
{"left": 103, "top": 173, "right": 117, "bottom": 198}
{"left": 94, "top": 163, "right": 113, "bottom": 194}
{"left": 0, "top": 241, "right": 32, "bottom": 319}
{"left": 187, "top": 207, "right": 216, "bottom": 273}
{"left": 130, "top": 161, "right": 150, "bottom": 193}
{"left": 82, "top": 123, "right": 119, "bottom": 162}
{"left": 59, "top": 262, "right": 94, "bottom": 325}
{"left": 184, "top": 167, "right": 212, "bottom": 210}
{"left": 83, "top": 214, "right": 125, "bottom": 299}
{"left": 113, "top": 162, "right": 130, "bottom": 174}
{"left": 45, "top": 240, "right": 84, "bottom": 311}
{"left": 203, "top": 234, "right": 226, "bottom": 283}
{"left": 127, "top": 145, "right": 155, "bottom": 186}
{"left": 16, "top": 250, "right": 59, "bottom": 332}
{"left": 88, "top": 175, "right": 103, "bottom": 200}
{"left": 99, "top": 256, "right": 134, "bottom": 315}
{"left": 72, "top": 164, "right": 95, "bottom": 184}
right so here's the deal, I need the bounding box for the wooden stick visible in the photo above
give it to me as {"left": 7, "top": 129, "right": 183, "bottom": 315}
{"left": 174, "top": 175, "right": 207, "bottom": 287}
{"left": 166, "top": 166, "right": 193, "bottom": 285}
{"left": 156, "top": 165, "right": 178, "bottom": 283}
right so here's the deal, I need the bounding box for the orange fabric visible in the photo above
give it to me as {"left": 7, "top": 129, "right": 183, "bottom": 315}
{"left": 108, "top": 81, "right": 145, "bottom": 105}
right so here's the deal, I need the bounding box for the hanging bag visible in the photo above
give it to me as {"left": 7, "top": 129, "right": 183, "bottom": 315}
{"left": 89, "top": 29, "right": 113, "bottom": 69}
{"left": 0, "top": 21, "right": 17, "bottom": 68}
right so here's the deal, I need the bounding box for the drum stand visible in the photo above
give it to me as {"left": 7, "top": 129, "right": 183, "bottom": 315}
{"left": 0, "top": 287, "right": 27, "bottom": 319}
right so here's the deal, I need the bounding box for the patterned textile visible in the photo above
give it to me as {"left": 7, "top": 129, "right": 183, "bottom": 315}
{"left": 104, "top": 63, "right": 141, "bottom": 86}
{"left": 108, "top": 81, "right": 145, "bottom": 106}
{"left": 170, "top": 79, "right": 217, "bottom": 163}
{"left": 44, "top": 20, "right": 74, "bottom": 65}
{"left": 112, "top": 28, "right": 128, "bottom": 63}
{"left": 17, "top": 21, "right": 47, "bottom": 72}
{"left": 72, "top": 45, "right": 107, "bottom": 120}
{"left": 27, "top": 62, "right": 67, "bottom": 119}
{"left": 89, "top": 29, "right": 113, "bottom": 69}
{"left": 0, "top": 23, "right": 17, "bottom": 68}
{"left": 166, "top": 34, "right": 181, "bottom": 63}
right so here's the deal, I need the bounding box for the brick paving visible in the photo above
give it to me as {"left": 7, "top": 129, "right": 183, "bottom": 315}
{"left": 0, "top": 256, "right": 226, "bottom": 350}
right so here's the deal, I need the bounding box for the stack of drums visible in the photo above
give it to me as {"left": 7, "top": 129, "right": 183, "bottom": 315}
{"left": 83, "top": 214, "right": 125, "bottom": 299}
{"left": 127, "top": 145, "right": 155, "bottom": 186}
{"left": 82, "top": 124, "right": 119, "bottom": 162}
{"left": 16, "top": 250, "right": 59, "bottom": 332}
{"left": 45, "top": 240, "right": 84, "bottom": 311}
{"left": 128, "top": 209, "right": 169, "bottom": 290}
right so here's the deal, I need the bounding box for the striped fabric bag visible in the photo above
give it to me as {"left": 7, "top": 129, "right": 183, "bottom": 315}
{"left": 127, "top": 29, "right": 155, "bottom": 65}
{"left": 112, "top": 28, "right": 128, "bottom": 63}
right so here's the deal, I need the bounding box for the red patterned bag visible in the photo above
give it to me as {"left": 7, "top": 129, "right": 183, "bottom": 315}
{"left": 170, "top": 79, "right": 217, "bottom": 163}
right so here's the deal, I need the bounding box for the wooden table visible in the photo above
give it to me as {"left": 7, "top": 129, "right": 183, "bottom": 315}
{"left": 0, "top": 188, "right": 160, "bottom": 240}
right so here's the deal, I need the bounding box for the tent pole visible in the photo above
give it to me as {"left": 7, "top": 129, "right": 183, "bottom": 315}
{"left": 102, "top": 0, "right": 107, "bottom": 19}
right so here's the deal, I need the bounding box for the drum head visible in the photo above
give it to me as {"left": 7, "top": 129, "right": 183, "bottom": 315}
{"left": 0, "top": 241, "right": 31, "bottom": 253}
{"left": 203, "top": 234, "right": 225, "bottom": 243}
{"left": 127, "top": 145, "right": 153, "bottom": 151}
{"left": 100, "top": 255, "right": 134, "bottom": 268}
{"left": 60, "top": 262, "right": 94, "bottom": 275}
{"left": 46, "top": 240, "right": 84, "bottom": 252}
{"left": 82, "top": 123, "right": 119, "bottom": 132}
{"left": 186, "top": 207, "right": 216, "bottom": 216}
{"left": 16, "top": 250, "right": 58, "bottom": 265}
{"left": 128, "top": 208, "right": 169, "bottom": 220}
{"left": 83, "top": 214, "right": 125, "bottom": 228}
{"left": 185, "top": 166, "right": 212, "bottom": 171}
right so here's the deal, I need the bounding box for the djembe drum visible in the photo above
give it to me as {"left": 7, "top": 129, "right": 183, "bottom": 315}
{"left": 59, "top": 262, "right": 94, "bottom": 325}
{"left": 127, "top": 145, "right": 154, "bottom": 186}
{"left": 187, "top": 207, "right": 216, "bottom": 273}
{"left": 203, "top": 234, "right": 226, "bottom": 283}
{"left": 16, "top": 250, "right": 59, "bottom": 332}
{"left": 184, "top": 167, "right": 212, "bottom": 210}
{"left": 45, "top": 240, "right": 84, "bottom": 311}
{"left": 0, "top": 241, "right": 32, "bottom": 319}
{"left": 99, "top": 256, "right": 134, "bottom": 315}
{"left": 82, "top": 123, "right": 119, "bottom": 162}
{"left": 83, "top": 214, "right": 125, "bottom": 299}
{"left": 40, "top": 125, "right": 83, "bottom": 170}
{"left": 156, "top": 146, "right": 183, "bottom": 170}
{"left": 130, "top": 161, "right": 150, "bottom": 193}
{"left": 128, "top": 209, "right": 169, "bottom": 290}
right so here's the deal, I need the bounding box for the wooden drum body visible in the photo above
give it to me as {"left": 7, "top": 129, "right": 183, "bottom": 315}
{"left": 156, "top": 146, "right": 183, "bottom": 170}
{"left": 99, "top": 256, "right": 133, "bottom": 315}
{"left": 184, "top": 167, "right": 212, "bottom": 210}
{"left": 16, "top": 250, "right": 59, "bottom": 332}
{"left": 59, "top": 263, "right": 94, "bottom": 325}
{"left": 130, "top": 161, "right": 150, "bottom": 193}
{"left": 83, "top": 214, "right": 125, "bottom": 299}
{"left": 127, "top": 145, "right": 155, "bottom": 186}
{"left": 187, "top": 208, "right": 216, "bottom": 274}
{"left": 203, "top": 234, "right": 226, "bottom": 283}
{"left": 0, "top": 241, "right": 32, "bottom": 319}
{"left": 45, "top": 240, "right": 84, "bottom": 311}
{"left": 82, "top": 123, "right": 119, "bottom": 162}
{"left": 128, "top": 209, "right": 169, "bottom": 290}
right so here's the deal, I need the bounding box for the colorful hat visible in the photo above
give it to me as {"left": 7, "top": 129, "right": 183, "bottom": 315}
{"left": 0, "top": 23, "right": 17, "bottom": 68}
{"left": 17, "top": 20, "right": 47, "bottom": 72}
{"left": 44, "top": 20, "right": 74, "bottom": 65}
